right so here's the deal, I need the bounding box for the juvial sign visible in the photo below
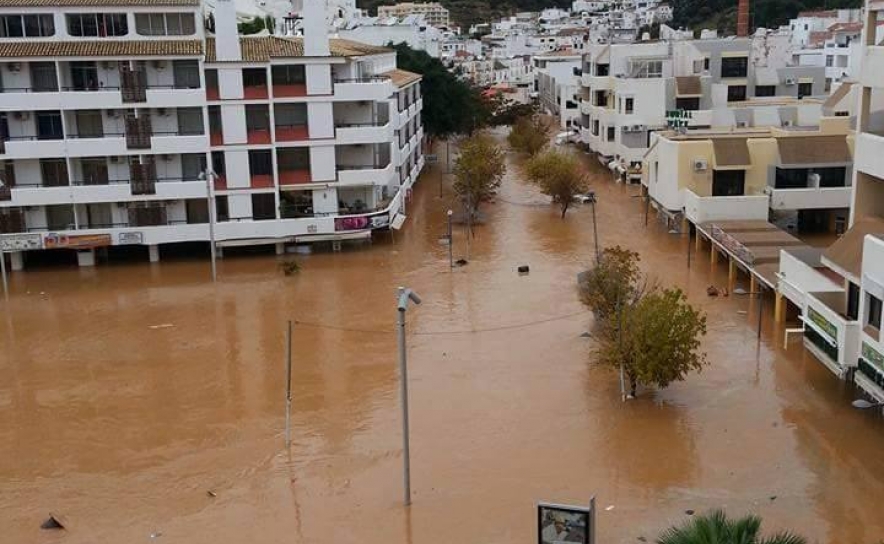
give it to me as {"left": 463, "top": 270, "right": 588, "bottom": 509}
{"left": 44, "top": 233, "right": 112, "bottom": 249}
{"left": 0, "top": 233, "right": 43, "bottom": 252}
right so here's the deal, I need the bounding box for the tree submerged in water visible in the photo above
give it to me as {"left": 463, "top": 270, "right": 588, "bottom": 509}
{"left": 279, "top": 260, "right": 300, "bottom": 277}
{"left": 525, "top": 150, "right": 589, "bottom": 219}
{"left": 657, "top": 509, "right": 806, "bottom": 544}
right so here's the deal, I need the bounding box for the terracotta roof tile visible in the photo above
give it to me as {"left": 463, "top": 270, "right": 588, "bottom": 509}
{"left": 205, "top": 36, "right": 391, "bottom": 62}
{"left": 383, "top": 68, "right": 421, "bottom": 88}
{"left": 0, "top": 39, "right": 202, "bottom": 58}
{"left": 0, "top": 0, "right": 197, "bottom": 5}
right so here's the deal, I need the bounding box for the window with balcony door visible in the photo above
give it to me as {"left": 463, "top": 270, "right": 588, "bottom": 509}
{"left": 252, "top": 193, "right": 276, "bottom": 221}
{"left": 46, "top": 205, "right": 74, "bottom": 230}
{"left": 0, "top": 14, "right": 55, "bottom": 37}
{"left": 754, "top": 85, "right": 776, "bottom": 97}
{"left": 67, "top": 13, "right": 128, "bottom": 37}
{"left": 712, "top": 170, "right": 745, "bottom": 196}
{"left": 177, "top": 108, "right": 204, "bottom": 135}
{"left": 798, "top": 82, "right": 813, "bottom": 98}
{"left": 36, "top": 111, "right": 63, "bottom": 140}
{"left": 135, "top": 12, "right": 195, "bottom": 35}
{"left": 607, "top": 126, "right": 615, "bottom": 141}
{"left": 172, "top": 60, "right": 200, "bottom": 89}
{"left": 75, "top": 110, "right": 104, "bottom": 138}
{"left": 85, "top": 203, "right": 112, "bottom": 228}
{"left": 727, "top": 85, "right": 747, "bottom": 102}
{"left": 0, "top": 208, "right": 25, "bottom": 233}
{"left": 186, "top": 199, "right": 209, "bottom": 224}
{"left": 676, "top": 97, "right": 700, "bottom": 111}
{"left": 720, "top": 56, "right": 748, "bottom": 78}
{"left": 69, "top": 61, "right": 99, "bottom": 91}
{"left": 848, "top": 282, "right": 860, "bottom": 321}
{"left": 40, "top": 159, "right": 69, "bottom": 187}
{"left": 624, "top": 97, "right": 634, "bottom": 114}
{"left": 867, "top": 294, "right": 883, "bottom": 333}
{"left": 80, "top": 157, "right": 108, "bottom": 185}
{"left": 2, "top": 162, "right": 16, "bottom": 188}
{"left": 30, "top": 62, "right": 58, "bottom": 92}
{"left": 181, "top": 153, "right": 205, "bottom": 181}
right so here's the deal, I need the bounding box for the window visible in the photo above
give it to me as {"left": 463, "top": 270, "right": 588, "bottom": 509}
{"left": 592, "top": 119, "right": 599, "bottom": 136}
{"left": 19, "top": 14, "right": 54, "bottom": 37}
{"left": 704, "top": 57, "right": 710, "bottom": 71}
{"left": 30, "top": 62, "right": 58, "bottom": 92}
{"left": 692, "top": 59, "right": 704, "bottom": 74}
{"left": 0, "top": 14, "right": 24, "bottom": 37}
{"left": 40, "top": 158, "right": 68, "bottom": 187}
{"left": 755, "top": 85, "right": 776, "bottom": 97}
{"left": 676, "top": 97, "right": 700, "bottom": 111}
{"left": 712, "top": 170, "right": 745, "bottom": 196}
{"left": 727, "top": 85, "right": 747, "bottom": 102}
{"left": 595, "top": 63, "right": 609, "bottom": 76}
{"left": 67, "top": 13, "right": 128, "bottom": 37}
{"left": 75, "top": 110, "right": 104, "bottom": 138}
{"left": 215, "top": 195, "right": 229, "bottom": 221}
{"left": 70, "top": 61, "right": 99, "bottom": 91}
{"left": 252, "top": 193, "right": 276, "bottom": 221}
{"left": 177, "top": 108, "right": 204, "bottom": 135}
{"left": 868, "top": 294, "right": 883, "bottom": 330}
{"left": 36, "top": 111, "right": 63, "bottom": 140}
{"left": 46, "top": 205, "right": 74, "bottom": 230}
{"left": 720, "top": 56, "right": 748, "bottom": 78}
{"left": 136, "top": 12, "right": 196, "bottom": 36}
{"left": 80, "top": 158, "right": 108, "bottom": 185}
{"left": 798, "top": 82, "right": 813, "bottom": 98}
{"left": 181, "top": 153, "right": 205, "bottom": 181}
{"left": 826, "top": 55, "right": 834, "bottom": 67}
{"left": 172, "top": 60, "right": 200, "bottom": 89}
{"left": 607, "top": 126, "right": 615, "bottom": 141}
{"left": 625, "top": 97, "right": 634, "bottom": 113}
{"left": 628, "top": 59, "right": 663, "bottom": 78}
{"left": 848, "top": 282, "right": 860, "bottom": 321}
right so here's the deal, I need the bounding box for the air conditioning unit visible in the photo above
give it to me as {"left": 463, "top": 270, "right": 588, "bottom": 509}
{"left": 7, "top": 62, "right": 20, "bottom": 72}
{"left": 153, "top": 60, "right": 166, "bottom": 70}
{"left": 784, "top": 77, "right": 797, "bottom": 86}
{"left": 692, "top": 158, "right": 708, "bottom": 172}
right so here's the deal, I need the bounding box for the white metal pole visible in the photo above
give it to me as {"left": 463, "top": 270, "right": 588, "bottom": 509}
{"left": 206, "top": 170, "right": 217, "bottom": 282}
{"left": 397, "top": 287, "right": 412, "bottom": 506}
{"left": 0, "top": 249, "right": 7, "bottom": 300}
{"left": 285, "top": 320, "right": 293, "bottom": 449}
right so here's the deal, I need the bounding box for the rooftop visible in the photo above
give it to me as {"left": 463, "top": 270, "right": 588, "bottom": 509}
{"left": 204, "top": 36, "right": 391, "bottom": 62}
{"left": 0, "top": 0, "right": 197, "bottom": 4}
{"left": 0, "top": 39, "right": 202, "bottom": 58}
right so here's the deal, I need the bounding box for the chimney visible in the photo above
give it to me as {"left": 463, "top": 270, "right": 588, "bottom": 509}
{"left": 303, "top": 0, "right": 330, "bottom": 56}
{"left": 736, "top": 0, "right": 749, "bottom": 37}
{"left": 213, "top": 0, "right": 242, "bottom": 61}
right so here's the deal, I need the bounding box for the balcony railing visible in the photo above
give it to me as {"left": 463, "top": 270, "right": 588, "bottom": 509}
{"left": 333, "top": 76, "right": 390, "bottom": 83}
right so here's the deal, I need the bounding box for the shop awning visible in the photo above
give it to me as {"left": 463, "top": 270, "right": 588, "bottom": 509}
{"left": 712, "top": 138, "right": 751, "bottom": 169}
{"left": 777, "top": 135, "right": 852, "bottom": 165}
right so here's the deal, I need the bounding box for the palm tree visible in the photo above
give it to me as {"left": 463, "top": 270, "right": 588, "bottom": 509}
{"left": 657, "top": 510, "right": 807, "bottom": 544}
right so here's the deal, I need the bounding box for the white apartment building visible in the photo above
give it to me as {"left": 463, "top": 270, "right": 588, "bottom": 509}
{"left": 0, "top": 0, "right": 424, "bottom": 269}
{"left": 579, "top": 34, "right": 826, "bottom": 173}
{"left": 794, "top": 19, "right": 864, "bottom": 91}
{"left": 534, "top": 50, "right": 582, "bottom": 129}
{"left": 377, "top": 2, "right": 449, "bottom": 29}
{"left": 336, "top": 14, "right": 444, "bottom": 58}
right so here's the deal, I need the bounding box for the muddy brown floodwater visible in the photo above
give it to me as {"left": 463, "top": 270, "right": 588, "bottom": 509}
{"left": 2, "top": 129, "right": 884, "bottom": 544}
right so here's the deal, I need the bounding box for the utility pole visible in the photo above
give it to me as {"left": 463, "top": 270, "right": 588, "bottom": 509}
{"left": 447, "top": 209, "right": 454, "bottom": 269}
{"left": 589, "top": 193, "right": 600, "bottom": 264}
{"left": 0, "top": 249, "right": 7, "bottom": 300}
{"left": 203, "top": 169, "right": 218, "bottom": 283}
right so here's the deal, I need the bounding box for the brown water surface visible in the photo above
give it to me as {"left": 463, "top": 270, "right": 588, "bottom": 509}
{"left": 2, "top": 130, "right": 884, "bottom": 543}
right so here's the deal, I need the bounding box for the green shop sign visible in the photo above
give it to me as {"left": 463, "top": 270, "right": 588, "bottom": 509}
{"left": 862, "top": 342, "right": 884, "bottom": 371}
{"left": 808, "top": 307, "right": 838, "bottom": 342}
{"left": 666, "top": 109, "right": 693, "bottom": 129}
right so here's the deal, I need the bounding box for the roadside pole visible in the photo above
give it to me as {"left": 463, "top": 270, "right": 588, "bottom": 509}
{"left": 1, "top": 249, "right": 7, "bottom": 300}
{"left": 285, "top": 320, "right": 293, "bottom": 449}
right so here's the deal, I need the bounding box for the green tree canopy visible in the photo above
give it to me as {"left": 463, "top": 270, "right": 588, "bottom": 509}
{"left": 453, "top": 133, "right": 506, "bottom": 218}
{"left": 525, "top": 150, "right": 589, "bottom": 219}
{"left": 578, "top": 246, "right": 646, "bottom": 322}
{"left": 508, "top": 115, "right": 550, "bottom": 156}
{"left": 657, "top": 510, "right": 806, "bottom": 544}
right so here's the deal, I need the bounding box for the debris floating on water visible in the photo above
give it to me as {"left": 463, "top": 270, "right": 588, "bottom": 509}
{"left": 685, "top": 509, "right": 695, "bottom": 516}
{"left": 206, "top": 490, "right": 217, "bottom": 498}
{"left": 605, "top": 505, "right": 615, "bottom": 511}
{"left": 518, "top": 265, "right": 530, "bottom": 275}
{"left": 580, "top": 332, "right": 591, "bottom": 338}
{"left": 40, "top": 514, "right": 64, "bottom": 530}
{"left": 148, "top": 324, "right": 174, "bottom": 330}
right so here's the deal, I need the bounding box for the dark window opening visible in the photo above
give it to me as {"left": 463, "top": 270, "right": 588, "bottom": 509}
{"left": 798, "top": 82, "right": 813, "bottom": 98}
{"left": 675, "top": 97, "right": 700, "bottom": 111}
{"left": 868, "top": 294, "right": 883, "bottom": 329}
{"left": 252, "top": 193, "right": 276, "bottom": 221}
{"left": 721, "top": 56, "right": 748, "bottom": 78}
{"left": 848, "top": 282, "right": 860, "bottom": 321}
{"left": 727, "top": 85, "right": 747, "bottom": 102}
{"left": 755, "top": 85, "right": 776, "bottom": 97}
{"left": 712, "top": 169, "right": 745, "bottom": 196}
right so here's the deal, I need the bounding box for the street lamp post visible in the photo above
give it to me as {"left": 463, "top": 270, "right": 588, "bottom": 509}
{"left": 734, "top": 287, "right": 764, "bottom": 340}
{"left": 397, "top": 286, "right": 422, "bottom": 506}
{"left": 199, "top": 169, "right": 218, "bottom": 282}
{"left": 0, "top": 248, "right": 7, "bottom": 300}
{"left": 586, "top": 191, "right": 600, "bottom": 264}
{"left": 447, "top": 209, "right": 453, "bottom": 270}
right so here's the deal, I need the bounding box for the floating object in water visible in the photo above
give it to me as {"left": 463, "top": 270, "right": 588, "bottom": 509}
{"left": 207, "top": 490, "right": 217, "bottom": 498}
{"left": 455, "top": 259, "right": 468, "bottom": 267}
{"left": 149, "top": 324, "right": 174, "bottom": 330}
{"left": 518, "top": 265, "right": 530, "bottom": 274}
{"left": 40, "top": 514, "right": 64, "bottom": 530}
{"left": 685, "top": 509, "right": 695, "bottom": 516}
{"left": 707, "top": 286, "right": 719, "bottom": 297}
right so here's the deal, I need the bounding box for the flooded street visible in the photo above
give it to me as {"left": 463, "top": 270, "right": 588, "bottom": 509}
{"left": 2, "top": 130, "right": 884, "bottom": 544}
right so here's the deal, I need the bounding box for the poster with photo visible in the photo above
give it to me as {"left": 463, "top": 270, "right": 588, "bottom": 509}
{"left": 537, "top": 503, "right": 591, "bottom": 544}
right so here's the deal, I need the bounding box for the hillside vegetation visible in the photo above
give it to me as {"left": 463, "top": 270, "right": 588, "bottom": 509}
{"left": 670, "top": 0, "right": 862, "bottom": 34}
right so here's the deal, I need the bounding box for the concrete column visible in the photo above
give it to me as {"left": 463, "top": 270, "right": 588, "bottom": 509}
{"left": 216, "top": 247, "right": 224, "bottom": 259}
{"left": 77, "top": 249, "right": 96, "bottom": 268}
{"left": 749, "top": 274, "right": 758, "bottom": 294}
{"left": 148, "top": 244, "right": 160, "bottom": 263}
{"left": 710, "top": 244, "right": 719, "bottom": 265}
{"left": 695, "top": 231, "right": 702, "bottom": 252}
{"left": 774, "top": 292, "right": 786, "bottom": 323}
{"left": 275, "top": 242, "right": 285, "bottom": 255}
{"left": 728, "top": 259, "right": 737, "bottom": 291}
{"left": 9, "top": 251, "right": 23, "bottom": 272}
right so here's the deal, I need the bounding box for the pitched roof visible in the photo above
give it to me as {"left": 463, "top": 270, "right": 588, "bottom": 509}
{"left": 822, "top": 217, "right": 884, "bottom": 280}
{"left": 797, "top": 9, "right": 838, "bottom": 18}
{"left": 382, "top": 68, "right": 421, "bottom": 88}
{"left": 675, "top": 76, "right": 701, "bottom": 97}
{"left": 0, "top": 39, "right": 202, "bottom": 58}
{"left": 712, "top": 138, "right": 751, "bottom": 168}
{"left": 0, "top": 0, "right": 196, "bottom": 4}
{"left": 777, "top": 135, "right": 852, "bottom": 165}
{"left": 205, "top": 37, "right": 391, "bottom": 62}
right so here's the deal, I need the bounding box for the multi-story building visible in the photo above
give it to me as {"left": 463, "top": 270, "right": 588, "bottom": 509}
{"left": 534, "top": 50, "right": 582, "bottom": 129}
{"left": 579, "top": 34, "right": 826, "bottom": 174}
{"left": 377, "top": 2, "right": 449, "bottom": 29}
{"left": 0, "top": 0, "right": 424, "bottom": 269}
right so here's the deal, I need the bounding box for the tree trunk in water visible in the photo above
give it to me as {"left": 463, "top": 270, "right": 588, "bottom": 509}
{"left": 629, "top": 372, "right": 637, "bottom": 397}
{"left": 561, "top": 201, "right": 569, "bottom": 219}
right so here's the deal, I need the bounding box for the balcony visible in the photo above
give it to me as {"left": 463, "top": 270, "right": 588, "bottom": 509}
{"left": 275, "top": 124, "right": 310, "bottom": 142}
{"left": 856, "top": 345, "right": 884, "bottom": 401}
{"left": 3, "top": 136, "right": 66, "bottom": 159}
{"left": 683, "top": 189, "right": 770, "bottom": 224}
{"left": 279, "top": 169, "right": 312, "bottom": 186}
{"left": 65, "top": 132, "right": 127, "bottom": 157}
{"left": 768, "top": 186, "right": 852, "bottom": 211}
{"left": 250, "top": 174, "right": 274, "bottom": 189}
{"left": 151, "top": 133, "right": 208, "bottom": 154}
{"left": 337, "top": 162, "right": 394, "bottom": 186}
{"left": 855, "top": 132, "right": 884, "bottom": 179}
{"left": 802, "top": 292, "right": 860, "bottom": 377}
{"left": 335, "top": 122, "right": 392, "bottom": 145}
{"left": 333, "top": 77, "right": 393, "bottom": 101}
